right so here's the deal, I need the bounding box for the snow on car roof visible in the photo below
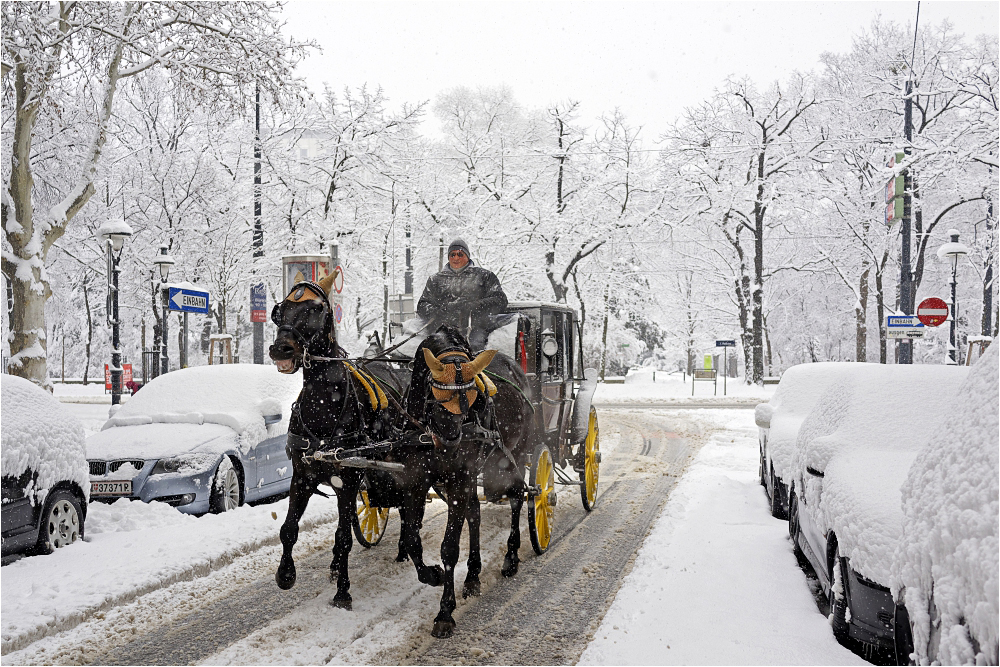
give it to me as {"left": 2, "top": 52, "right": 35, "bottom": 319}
{"left": 762, "top": 362, "right": 859, "bottom": 481}
{"left": 1, "top": 375, "right": 89, "bottom": 501}
{"left": 103, "top": 365, "right": 301, "bottom": 449}
{"left": 896, "top": 344, "right": 999, "bottom": 665}
{"left": 793, "top": 363, "right": 969, "bottom": 585}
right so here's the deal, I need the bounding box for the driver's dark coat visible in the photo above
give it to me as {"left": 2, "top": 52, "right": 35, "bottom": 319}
{"left": 416, "top": 261, "right": 508, "bottom": 332}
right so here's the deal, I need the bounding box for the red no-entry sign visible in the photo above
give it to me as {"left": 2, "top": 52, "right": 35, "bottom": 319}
{"left": 917, "top": 297, "right": 949, "bottom": 327}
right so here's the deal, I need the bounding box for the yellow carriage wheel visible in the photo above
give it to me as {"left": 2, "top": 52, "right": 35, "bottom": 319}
{"left": 580, "top": 406, "right": 600, "bottom": 511}
{"left": 353, "top": 488, "right": 390, "bottom": 548}
{"left": 527, "top": 444, "right": 555, "bottom": 555}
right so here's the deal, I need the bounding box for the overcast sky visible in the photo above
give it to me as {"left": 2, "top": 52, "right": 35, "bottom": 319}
{"left": 281, "top": 1, "right": 999, "bottom": 141}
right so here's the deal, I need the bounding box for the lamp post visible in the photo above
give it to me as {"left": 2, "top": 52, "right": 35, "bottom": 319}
{"left": 936, "top": 229, "right": 969, "bottom": 365}
{"left": 153, "top": 245, "right": 175, "bottom": 375}
{"left": 98, "top": 220, "right": 133, "bottom": 405}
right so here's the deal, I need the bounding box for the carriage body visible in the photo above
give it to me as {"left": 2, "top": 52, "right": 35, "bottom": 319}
{"left": 504, "top": 301, "right": 589, "bottom": 466}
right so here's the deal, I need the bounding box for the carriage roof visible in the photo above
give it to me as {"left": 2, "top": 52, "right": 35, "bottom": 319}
{"left": 507, "top": 301, "right": 577, "bottom": 316}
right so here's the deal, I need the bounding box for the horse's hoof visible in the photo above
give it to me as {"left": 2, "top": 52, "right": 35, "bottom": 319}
{"left": 419, "top": 564, "right": 444, "bottom": 587}
{"left": 330, "top": 595, "right": 353, "bottom": 610}
{"left": 395, "top": 552, "right": 410, "bottom": 563}
{"left": 462, "top": 579, "right": 481, "bottom": 598}
{"left": 276, "top": 562, "right": 297, "bottom": 590}
{"left": 501, "top": 555, "right": 519, "bottom": 578}
{"left": 431, "top": 620, "right": 455, "bottom": 638}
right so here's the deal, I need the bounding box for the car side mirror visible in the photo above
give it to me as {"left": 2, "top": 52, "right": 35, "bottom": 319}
{"left": 264, "top": 413, "right": 282, "bottom": 426}
{"left": 754, "top": 403, "right": 774, "bottom": 429}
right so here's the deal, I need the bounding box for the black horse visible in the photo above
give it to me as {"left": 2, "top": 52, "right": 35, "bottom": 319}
{"left": 268, "top": 274, "right": 408, "bottom": 610}
{"left": 395, "top": 325, "right": 534, "bottom": 637}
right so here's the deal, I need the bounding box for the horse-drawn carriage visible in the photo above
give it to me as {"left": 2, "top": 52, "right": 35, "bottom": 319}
{"left": 269, "top": 273, "right": 601, "bottom": 637}
{"left": 353, "top": 300, "right": 601, "bottom": 555}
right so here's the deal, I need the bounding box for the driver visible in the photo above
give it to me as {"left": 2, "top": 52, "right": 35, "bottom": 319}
{"left": 416, "top": 238, "right": 508, "bottom": 350}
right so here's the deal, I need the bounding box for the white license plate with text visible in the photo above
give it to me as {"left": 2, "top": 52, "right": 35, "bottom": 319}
{"left": 91, "top": 480, "right": 132, "bottom": 496}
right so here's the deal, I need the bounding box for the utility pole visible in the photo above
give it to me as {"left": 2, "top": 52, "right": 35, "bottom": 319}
{"left": 252, "top": 82, "right": 264, "bottom": 364}
{"left": 898, "top": 2, "right": 921, "bottom": 365}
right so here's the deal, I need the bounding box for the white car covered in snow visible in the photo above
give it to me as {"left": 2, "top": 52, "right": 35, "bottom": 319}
{"left": 787, "top": 363, "right": 968, "bottom": 662}
{"left": 893, "top": 344, "right": 998, "bottom": 666}
{"left": 2, "top": 375, "right": 89, "bottom": 559}
{"left": 86, "top": 365, "right": 300, "bottom": 514}
{"left": 755, "top": 362, "right": 856, "bottom": 519}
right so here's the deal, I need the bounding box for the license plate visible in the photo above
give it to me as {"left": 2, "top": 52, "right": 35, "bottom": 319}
{"left": 91, "top": 480, "right": 132, "bottom": 496}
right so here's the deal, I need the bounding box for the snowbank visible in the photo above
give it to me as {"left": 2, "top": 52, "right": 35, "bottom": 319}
{"left": 102, "top": 365, "right": 300, "bottom": 453}
{"left": 1, "top": 375, "right": 89, "bottom": 503}
{"left": 759, "top": 362, "right": 857, "bottom": 482}
{"left": 791, "top": 364, "right": 968, "bottom": 586}
{"left": 895, "top": 345, "right": 999, "bottom": 665}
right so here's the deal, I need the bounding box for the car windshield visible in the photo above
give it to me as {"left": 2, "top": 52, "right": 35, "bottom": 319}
{"left": 108, "top": 365, "right": 300, "bottom": 436}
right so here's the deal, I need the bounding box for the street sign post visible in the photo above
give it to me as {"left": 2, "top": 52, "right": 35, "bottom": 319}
{"left": 250, "top": 283, "right": 267, "bottom": 323}
{"left": 916, "top": 297, "right": 949, "bottom": 328}
{"left": 886, "top": 314, "right": 926, "bottom": 339}
{"left": 715, "top": 340, "right": 736, "bottom": 395}
{"left": 167, "top": 286, "right": 210, "bottom": 314}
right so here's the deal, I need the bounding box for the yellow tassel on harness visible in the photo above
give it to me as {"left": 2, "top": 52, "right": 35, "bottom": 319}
{"left": 344, "top": 363, "right": 388, "bottom": 411}
{"left": 475, "top": 373, "right": 497, "bottom": 397}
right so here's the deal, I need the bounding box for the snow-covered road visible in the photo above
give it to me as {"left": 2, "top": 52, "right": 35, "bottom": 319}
{"left": 2, "top": 401, "right": 864, "bottom": 665}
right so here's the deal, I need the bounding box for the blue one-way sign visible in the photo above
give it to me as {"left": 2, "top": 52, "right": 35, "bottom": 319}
{"left": 168, "top": 286, "right": 211, "bottom": 314}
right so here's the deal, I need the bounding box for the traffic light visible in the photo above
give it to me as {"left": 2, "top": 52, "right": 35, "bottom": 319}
{"left": 885, "top": 151, "right": 904, "bottom": 226}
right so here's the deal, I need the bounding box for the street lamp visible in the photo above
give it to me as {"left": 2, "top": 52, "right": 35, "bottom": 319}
{"left": 936, "top": 229, "right": 969, "bottom": 365}
{"left": 152, "top": 244, "right": 175, "bottom": 375}
{"left": 98, "top": 219, "right": 133, "bottom": 406}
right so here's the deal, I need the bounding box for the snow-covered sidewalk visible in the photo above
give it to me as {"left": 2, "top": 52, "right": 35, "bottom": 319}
{"left": 579, "top": 409, "right": 866, "bottom": 665}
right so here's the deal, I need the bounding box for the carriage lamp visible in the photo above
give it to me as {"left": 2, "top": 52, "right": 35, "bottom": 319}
{"left": 936, "top": 230, "right": 969, "bottom": 365}
{"left": 98, "top": 220, "right": 133, "bottom": 407}
{"left": 153, "top": 245, "right": 175, "bottom": 375}
{"left": 540, "top": 328, "right": 559, "bottom": 357}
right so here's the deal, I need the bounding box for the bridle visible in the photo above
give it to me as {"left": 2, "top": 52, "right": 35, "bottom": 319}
{"left": 428, "top": 348, "right": 481, "bottom": 416}
{"left": 271, "top": 281, "right": 345, "bottom": 368}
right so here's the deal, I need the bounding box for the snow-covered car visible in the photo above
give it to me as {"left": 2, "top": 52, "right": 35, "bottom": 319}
{"left": 2, "top": 375, "right": 89, "bottom": 559}
{"left": 755, "top": 362, "right": 855, "bottom": 519}
{"left": 893, "top": 344, "right": 998, "bottom": 666}
{"left": 86, "top": 365, "right": 300, "bottom": 514}
{"left": 787, "top": 363, "right": 968, "bottom": 662}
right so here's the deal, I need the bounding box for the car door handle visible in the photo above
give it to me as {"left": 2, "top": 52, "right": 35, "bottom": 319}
{"left": 806, "top": 466, "right": 825, "bottom": 478}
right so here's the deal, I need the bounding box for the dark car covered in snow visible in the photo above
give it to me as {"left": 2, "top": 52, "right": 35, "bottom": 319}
{"left": 2, "top": 375, "right": 90, "bottom": 560}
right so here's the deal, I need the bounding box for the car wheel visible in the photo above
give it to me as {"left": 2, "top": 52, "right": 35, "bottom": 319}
{"left": 769, "top": 467, "right": 788, "bottom": 520}
{"left": 759, "top": 445, "right": 767, "bottom": 487}
{"left": 788, "top": 491, "right": 805, "bottom": 559}
{"left": 35, "top": 489, "right": 84, "bottom": 554}
{"left": 829, "top": 550, "right": 851, "bottom": 642}
{"left": 210, "top": 456, "right": 242, "bottom": 513}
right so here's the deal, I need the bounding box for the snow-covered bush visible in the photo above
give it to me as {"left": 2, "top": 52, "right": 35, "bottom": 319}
{"left": 894, "top": 344, "right": 999, "bottom": 666}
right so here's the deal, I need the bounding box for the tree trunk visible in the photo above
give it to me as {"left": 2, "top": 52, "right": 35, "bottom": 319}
{"left": 83, "top": 276, "right": 94, "bottom": 385}
{"left": 599, "top": 284, "right": 610, "bottom": 381}
{"left": 875, "top": 258, "right": 888, "bottom": 364}
{"left": 984, "top": 181, "right": 995, "bottom": 336}
{"left": 751, "top": 155, "right": 766, "bottom": 385}
{"left": 856, "top": 266, "right": 870, "bottom": 362}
